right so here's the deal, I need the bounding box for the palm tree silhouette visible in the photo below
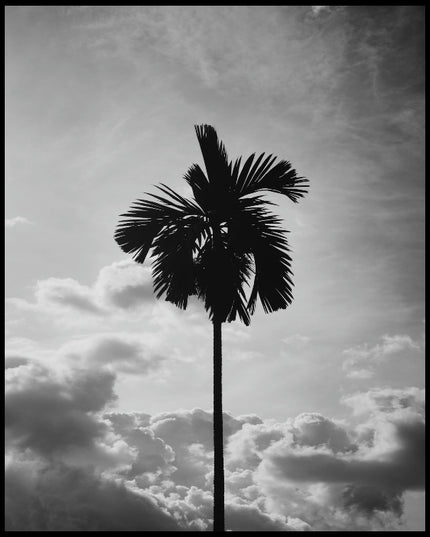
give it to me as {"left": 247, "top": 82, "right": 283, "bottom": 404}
{"left": 114, "top": 124, "right": 309, "bottom": 532}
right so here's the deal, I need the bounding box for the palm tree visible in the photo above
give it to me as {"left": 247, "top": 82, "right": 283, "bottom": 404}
{"left": 114, "top": 124, "right": 309, "bottom": 532}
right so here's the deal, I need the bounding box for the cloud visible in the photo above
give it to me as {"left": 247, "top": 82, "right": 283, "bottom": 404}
{"left": 118, "top": 427, "right": 176, "bottom": 480}
{"left": 341, "top": 484, "right": 402, "bottom": 517}
{"left": 6, "top": 362, "right": 117, "bottom": 457}
{"left": 342, "top": 334, "right": 420, "bottom": 379}
{"left": 66, "top": 5, "right": 350, "bottom": 115}
{"left": 5, "top": 354, "right": 424, "bottom": 530}
{"left": 5, "top": 332, "right": 166, "bottom": 385}
{"left": 5, "top": 216, "right": 33, "bottom": 228}
{"left": 311, "top": 6, "right": 330, "bottom": 16}
{"left": 148, "top": 409, "right": 259, "bottom": 489}
{"left": 261, "top": 420, "right": 424, "bottom": 490}
{"left": 225, "top": 387, "right": 423, "bottom": 529}
{"left": 94, "top": 260, "right": 155, "bottom": 309}
{"left": 36, "top": 277, "right": 105, "bottom": 314}
{"left": 226, "top": 412, "right": 354, "bottom": 475}
{"left": 226, "top": 501, "right": 292, "bottom": 531}
{"left": 226, "top": 421, "right": 286, "bottom": 472}
{"left": 4, "top": 360, "right": 181, "bottom": 531}
{"left": 282, "top": 334, "right": 311, "bottom": 348}
{"left": 130, "top": 397, "right": 423, "bottom": 530}
{"left": 8, "top": 277, "right": 105, "bottom": 316}
{"left": 251, "top": 387, "right": 424, "bottom": 530}
{"left": 6, "top": 261, "right": 210, "bottom": 373}
{"left": 5, "top": 355, "right": 30, "bottom": 369}
{"left": 60, "top": 333, "right": 165, "bottom": 375}
{"left": 7, "top": 260, "right": 155, "bottom": 320}
{"left": 341, "top": 386, "right": 425, "bottom": 417}
{"left": 5, "top": 460, "right": 181, "bottom": 531}
{"left": 4, "top": 338, "right": 48, "bottom": 366}
{"left": 291, "top": 413, "right": 354, "bottom": 453}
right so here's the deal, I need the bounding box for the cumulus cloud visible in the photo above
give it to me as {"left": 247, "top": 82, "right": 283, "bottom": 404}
{"left": 94, "top": 260, "right": 155, "bottom": 309}
{"left": 5, "top": 460, "right": 181, "bottom": 531}
{"left": 5, "top": 360, "right": 181, "bottom": 531}
{"left": 224, "top": 387, "right": 424, "bottom": 530}
{"left": 341, "top": 484, "right": 403, "bottom": 517}
{"left": 5, "top": 332, "right": 166, "bottom": 390}
{"left": 252, "top": 387, "right": 424, "bottom": 530}
{"left": 6, "top": 362, "right": 117, "bottom": 457}
{"left": 226, "top": 501, "right": 292, "bottom": 531}
{"left": 104, "top": 412, "right": 176, "bottom": 480}
{"left": 7, "top": 277, "right": 105, "bottom": 316}
{"left": 342, "top": 334, "right": 420, "bottom": 379}
{"left": 5, "top": 355, "right": 30, "bottom": 369}
{"left": 5, "top": 261, "right": 209, "bottom": 382}
{"left": 60, "top": 333, "right": 165, "bottom": 375}
{"left": 290, "top": 413, "right": 354, "bottom": 453}
{"left": 261, "top": 421, "right": 424, "bottom": 490}
{"left": 226, "top": 413, "right": 354, "bottom": 475}
{"left": 7, "top": 259, "right": 155, "bottom": 318}
{"left": 37, "top": 277, "right": 105, "bottom": 314}
{"left": 147, "top": 409, "right": 261, "bottom": 490}
{"left": 5, "top": 355, "right": 425, "bottom": 530}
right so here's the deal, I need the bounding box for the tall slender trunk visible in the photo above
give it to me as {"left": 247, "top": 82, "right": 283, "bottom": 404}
{"left": 213, "top": 317, "right": 225, "bottom": 532}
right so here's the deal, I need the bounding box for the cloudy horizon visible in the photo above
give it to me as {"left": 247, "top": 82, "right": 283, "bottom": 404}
{"left": 6, "top": 5, "right": 425, "bottom": 531}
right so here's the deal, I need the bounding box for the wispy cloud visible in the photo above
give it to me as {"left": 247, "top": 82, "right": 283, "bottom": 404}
{"left": 342, "top": 386, "right": 425, "bottom": 417}
{"left": 5, "top": 216, "right": 33, "bottom": 228}
{"left": 342, "top": 334, "right": 420, "bottom": 379}
{"left": 311, "top": 6, "right": 330, "bottom": 16}
{"left": 282, "top": 334, "right": 311, "bottom": 348}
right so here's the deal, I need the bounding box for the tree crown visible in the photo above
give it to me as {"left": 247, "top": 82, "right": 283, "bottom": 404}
{"left": 115, "top": 124, "right": 309, "bottom": 325}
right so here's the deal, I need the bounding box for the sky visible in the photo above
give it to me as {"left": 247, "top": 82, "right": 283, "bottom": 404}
{"left": 5, "top": 5, "right": 425, "bottom": 532}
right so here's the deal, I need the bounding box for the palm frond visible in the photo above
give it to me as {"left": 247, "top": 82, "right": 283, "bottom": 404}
{"left": 152, "top": 216, "right": 209, "bottom": 309}
{"left": 247, "top": 235, "right": 294, "bottom": 314}
{"left": 228, "top": 200, "right": 294, "bottom": 314}
{"left": 234, "top": 153, "right": 255, "bottom": 194}
{"left": 194, "top": 240, "right": 252, "bottom": 325}
{"left": 225, "top": 254, "right": 253, "bottom": 326}
{"left": 183, "top": 163, "right": 211, "bottom": 212}
{"left": 234, "top": 153, "right": 309, "bottom": 202}
{"left": 229, "top": 156, "right": 242, "bottom": 187}
{"left": 194, "top": 125, "right": 231, "bottom": 194}
{"left": 114, "top": 186, "right": 203, "bottom": 265}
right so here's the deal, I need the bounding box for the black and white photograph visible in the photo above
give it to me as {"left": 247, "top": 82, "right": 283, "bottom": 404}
{"left": 5, "top": 5, "right": 425, "bottom": 532}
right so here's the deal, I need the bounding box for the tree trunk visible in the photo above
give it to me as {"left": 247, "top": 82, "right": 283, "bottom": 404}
{"left": 213, "top": 317, "right": 225, "bottom": 532}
